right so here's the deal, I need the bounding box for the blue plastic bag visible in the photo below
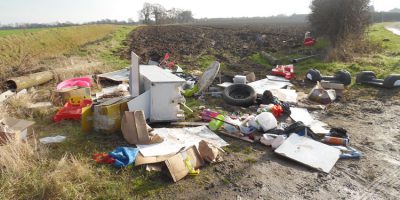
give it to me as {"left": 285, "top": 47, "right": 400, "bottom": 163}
{"left": 108, "top": 147, "right": 139, "bottom": 167}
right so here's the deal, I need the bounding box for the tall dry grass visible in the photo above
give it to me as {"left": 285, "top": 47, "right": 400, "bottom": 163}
{"left": 0, "top": 25, "right": 120, "bottom": 81}
{"left": 0, "top": 139, "right": 102, "bottom": 200}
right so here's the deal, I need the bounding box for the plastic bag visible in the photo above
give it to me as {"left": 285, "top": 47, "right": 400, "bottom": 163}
{"left": 255, "top": 112, "right": 277, "bottom": 132}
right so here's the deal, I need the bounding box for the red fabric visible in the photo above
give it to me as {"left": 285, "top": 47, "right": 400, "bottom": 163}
{"left": 93, "top": 153, "right": 115, "bottom": 164}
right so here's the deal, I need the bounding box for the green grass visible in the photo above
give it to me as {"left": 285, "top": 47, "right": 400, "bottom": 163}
{"left": 0, "top": 25, "right": 123, "bottom": 80}
{"left": 0, "top": 27, "right": 45, "bottom": 37}
{"left": 249, "top": 53, "right": 269, "bottom": 66}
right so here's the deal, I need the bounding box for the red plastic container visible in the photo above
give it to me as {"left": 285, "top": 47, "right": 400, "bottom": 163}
{"left": 272, "top": 64, "right": 295, "bottom": 80}
{"left": 304, "top": 37, "right": 316, "bottom": 47}
{"left": 53, "top": 99, "right": 92, "bottom": 122}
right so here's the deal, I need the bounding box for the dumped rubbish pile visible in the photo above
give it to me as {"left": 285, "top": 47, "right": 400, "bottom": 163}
{"left": 5, "top": 48, "right": 399, "bottom": 184}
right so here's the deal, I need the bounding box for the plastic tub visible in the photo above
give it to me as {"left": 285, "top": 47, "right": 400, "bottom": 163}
{"left": 208, "top": 114, "right": 225, "bottom": 131}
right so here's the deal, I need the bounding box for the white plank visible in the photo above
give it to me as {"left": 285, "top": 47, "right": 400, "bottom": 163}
{"left": 274, "top": 134, "right": 341, "bottom": 173}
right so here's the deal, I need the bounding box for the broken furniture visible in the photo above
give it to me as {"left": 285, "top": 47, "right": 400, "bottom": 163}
{"left": 356, "top": 71, "right": 400, "bottom": 89}
{"left": 0, "top": 117, "right": 35, "bottom": 143}
{"left": 306, "top": 69, "right": 352, "bottom": 86}
{"left": 127, "top": 65, "right": 186, "bottom": 122}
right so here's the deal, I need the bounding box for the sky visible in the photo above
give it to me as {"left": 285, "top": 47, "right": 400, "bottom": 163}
{"left": 0, "top": 0, "right": 399, "bottom": 24}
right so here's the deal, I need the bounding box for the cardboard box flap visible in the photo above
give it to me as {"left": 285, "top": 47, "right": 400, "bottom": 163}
{"left": 164, "top": 146, "right": 204, "bottom": 182}
{"left": 135, "top": 152, "right": 175, "bottom": 166}
{"left": 0, "top": 117, "right": 35, "bottom": 133}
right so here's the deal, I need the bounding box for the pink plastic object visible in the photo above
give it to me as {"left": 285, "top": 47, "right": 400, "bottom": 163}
{"left": 201, "top": 109, "right": 219, "bottom": 122}
{"left": 53, "top": 99, "right": 92, "bottom": 122}
{"left": 56, "top": 77, "right": 92, "bottom": 90}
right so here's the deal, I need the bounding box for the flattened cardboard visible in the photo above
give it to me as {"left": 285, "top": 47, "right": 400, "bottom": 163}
{"left": 135, "top": 152, "right": 176, "bottom": 166}
{"left": 0, "top": 117, "right": 35, "bottom": 143}
{"left": 121, "top": 111, "right": 163, "bottom": 144}
{"left": 164, "top": 146, "right": 205, "bottom": 182}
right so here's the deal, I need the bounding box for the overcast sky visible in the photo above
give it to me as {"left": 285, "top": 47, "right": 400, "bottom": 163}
{"left": 0, "top": 0, "right": 399, "bottom": 24}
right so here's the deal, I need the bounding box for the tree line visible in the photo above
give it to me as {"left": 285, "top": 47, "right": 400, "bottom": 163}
{"left": 138, "top": 2, "right": 194, "bottom": 24}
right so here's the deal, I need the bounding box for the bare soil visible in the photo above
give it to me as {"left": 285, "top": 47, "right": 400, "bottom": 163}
{"left": 123, "top": 24, "right": 308, "bottom": 76}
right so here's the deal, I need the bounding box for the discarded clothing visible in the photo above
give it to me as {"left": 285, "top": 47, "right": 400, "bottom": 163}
{"left": 108, "top": 147, "right": 139, "bottom": 167}
{"left": 93, "top": 153, "right": 116, "bottom": 164}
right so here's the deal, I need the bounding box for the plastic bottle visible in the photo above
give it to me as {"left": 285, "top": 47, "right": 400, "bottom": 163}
{"left": 322, "top": 136, "right": 349, "bottom": 146}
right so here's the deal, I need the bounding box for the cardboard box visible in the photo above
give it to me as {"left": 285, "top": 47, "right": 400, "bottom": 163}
{"left": 0, "top": 117, "right": 35, "bottom": 143}
{"left": 164, "top": 146, "right": 204, "bottom": 182}
{"left": 53, "top": 87, "right": 91, "bottom": 105}
{"left": 92, "top": 97, "right": 129, "bottom": 133}
{"left": 135, "top": 146, "right": 204, "bottom": 182}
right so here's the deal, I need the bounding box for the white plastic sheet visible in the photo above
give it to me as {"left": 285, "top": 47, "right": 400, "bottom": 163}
{"left": 137, "top": 126, "right": 228, "bottom": 157}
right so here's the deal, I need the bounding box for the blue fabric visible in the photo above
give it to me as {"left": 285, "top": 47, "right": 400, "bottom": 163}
{"left": 108, "top": 147, "right": 138, "bottom": 167}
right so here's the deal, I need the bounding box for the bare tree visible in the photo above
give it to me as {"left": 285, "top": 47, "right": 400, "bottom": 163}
{"left": 309, "top": 0, "right": 370, "bottom": 46}
{"left": 151, "top": 4, "right": 166, "bottom": 24}
{"left": 178, "top": 11, "right": 194, "bottom": 23}
{"left": 139, "top": 2, "right": 153, "bottom": 24}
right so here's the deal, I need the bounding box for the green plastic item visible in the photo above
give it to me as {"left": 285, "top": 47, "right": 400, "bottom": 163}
{"left": 208, "top": 114, "right": 225, "bottom": 131}
{"left": 182, "top": 85, "right": 199, "bottom": 97}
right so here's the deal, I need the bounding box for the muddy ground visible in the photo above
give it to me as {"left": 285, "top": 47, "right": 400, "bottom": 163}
{"left": 142, "top": 88, "right": 400, "bottom": 200}
{"left": 123, "top": 24, "right": 309, "bottom": 76}
{"left": 122, "top": 24, "right": 400, "bottom": 199}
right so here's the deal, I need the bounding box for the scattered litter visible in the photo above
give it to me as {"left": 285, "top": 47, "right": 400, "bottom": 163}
{"left": 121, "top": 110, "right": 164, "bottom": 145}
{"left": 171, "top": 122, "right": 209, "bottom": 127}
{"left": 27, "top": 102, "right": 53, "bottom": 109}
{"left": 233, "top": 75, "right": 247, "bottom": 84}
{"left": 6, "top": 71, "right": 54, "bottom": 91}
{"left": 136, "top": 125, "right": 228, "bottom": 157}
{"left": 0, "top": 117, "right": 35, "bottom": 143}
{"left": 39, "top": 135, "right": 66, "bottom": 144}
{"left": 198, "top": 140, "right": 223, "bottom": 163}
{"left": 275, "top": 134, "right": 341, "bottom": 173}
{"left": 290, "top": 107, "right": 330, "bottom": 135}
{"left": 108, "top": 147, "right": 139, "bottom": 167}
{"left": 90, "top": 97, "right": 129, "bottom": 133}
{"left": 56, "top": 77, "right": 92, "bottom": 90}
{"left": 0, "top": 90, "right": 16, "bottom": 103}
{"left": 272, "top": 64, "right": 295, "bottom": 80}
{"left": 53, "top": 98, "right": 92, "bottom": 122}
{"left": 260, "top": 134, "right": 287, "bottom": 149}
{"left": 308, "top": 82, "right": 336, "bottom": 104}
